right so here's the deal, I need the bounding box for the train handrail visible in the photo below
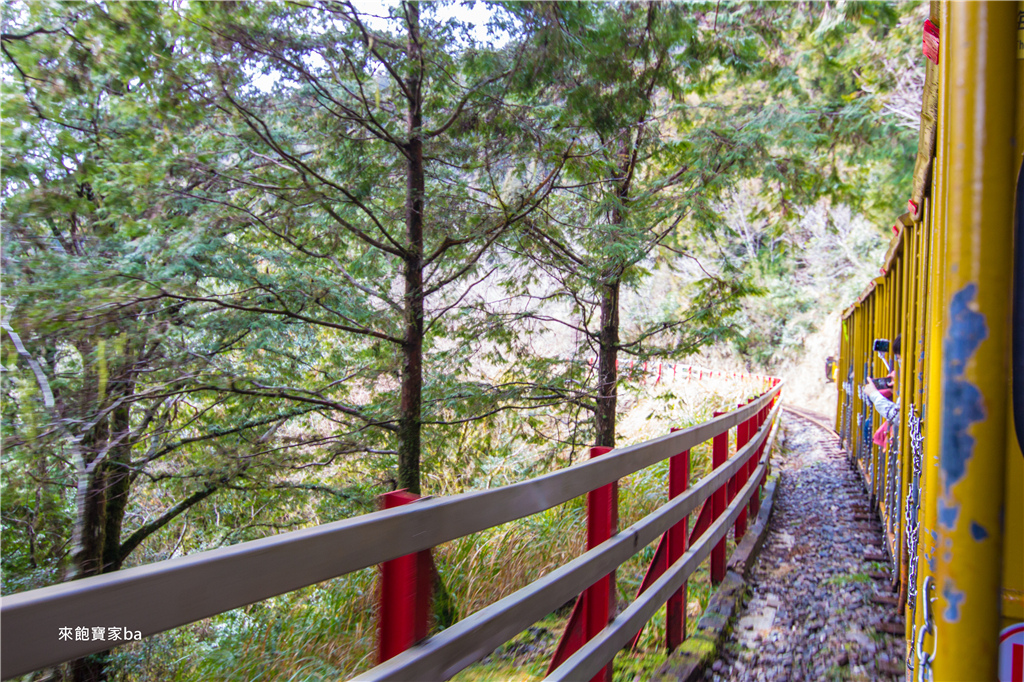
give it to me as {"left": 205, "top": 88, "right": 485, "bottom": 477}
{"left": 0, "top": 381, "right": 783, "bottom": 680}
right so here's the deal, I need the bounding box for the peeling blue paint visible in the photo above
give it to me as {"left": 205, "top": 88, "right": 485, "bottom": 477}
{"left": 938, "top": 497, "right": 960, "bottom": 530}
{"left": 970, "top": 521, "right": 988, "bottom": 541}
{"left": 943, "top": 581, "right": 966, "bottom": 622}
{"left": 941, "top": 284, "right": 988, "bottom": 498}
{"left": 925, "top": 544, "right": 937, "bottom": 572}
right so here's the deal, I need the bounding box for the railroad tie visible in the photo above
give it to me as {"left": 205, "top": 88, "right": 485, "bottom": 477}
{"left": 871, "top": 593, "right": 900, "bottom": 607}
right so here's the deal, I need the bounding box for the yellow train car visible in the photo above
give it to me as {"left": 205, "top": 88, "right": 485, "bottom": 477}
{"left": 835, "top": 2, "right": 1023, "bottom": 679}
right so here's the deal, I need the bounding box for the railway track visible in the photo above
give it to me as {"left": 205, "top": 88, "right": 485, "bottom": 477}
{"left": 781, "top": 404, "right": 838, "bottom": 438}
{"left": 705, "top": 407, "right": 907, "bottom": 681}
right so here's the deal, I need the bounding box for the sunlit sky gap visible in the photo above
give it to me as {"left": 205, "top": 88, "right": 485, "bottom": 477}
{"left": 249, "top": 1, "right": 503, "bottom": 92}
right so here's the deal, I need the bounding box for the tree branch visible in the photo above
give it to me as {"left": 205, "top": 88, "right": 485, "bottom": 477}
{"left": 118, "top": 484, "right": 219, "bottom": 561}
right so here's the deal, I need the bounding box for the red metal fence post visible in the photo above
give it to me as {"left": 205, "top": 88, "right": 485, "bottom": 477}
{"left": 627, "top": 433, "right": 690, "bottom": 653}
{"left": 754, "top": 404, "right": 764, "bottom": 494}
{"left": 667, "top": 434, "right": 689, "bottom": 650}
{"left": 549, "top": 445, "right": 618, "bottom": 678}
{"left": 734, "top": 402, "right": 751, "bottom": 539}
{"left": 763, "top": 402, "right": 771, "bottom": 477}
{"left": 711, "top": 413, "right": 728, "bottom": 585}
{"left": 586, "top": 445, "right": 616, "bottom": 682}
{"left": 750, "top": 404, "right": 766, "bottom": 519}
{"left": 724, "top": 411, "right": 736, "bottom": 517}
{"left": 378, "top": 490, "right": 432, "bottom": 663}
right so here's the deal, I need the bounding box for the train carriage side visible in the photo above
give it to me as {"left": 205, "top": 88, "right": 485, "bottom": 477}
{"left": 835, "top": 2, "right": 1023, "bottom": 679}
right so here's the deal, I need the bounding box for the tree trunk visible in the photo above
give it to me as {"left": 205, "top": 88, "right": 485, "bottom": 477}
{"left": 398, "top": 0, "right": 425, "bottom": 494}
{"left": 594, "top": 163, "right": 632, "bottom": 449}
{"left": 69, "top": 372, "right": 135, "bottom": 578}
{"left": 102, "top": 397, "right": 133, "bottom": 572}
{"left": 68, "top": 424, "right": 114, "bottom": 682}
{"left": 67, "top": 366, "right": 136, "bottom": 682}
{"left": 68, "top": 339, "right": 109, "bottom": 581}
{"left": 595, "top": 277, "right": 620, "bottom": 448}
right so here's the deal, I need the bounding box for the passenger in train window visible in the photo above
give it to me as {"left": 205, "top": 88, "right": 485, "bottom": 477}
{"left": 862, "top": 334, "right": 901, "bottom": 430}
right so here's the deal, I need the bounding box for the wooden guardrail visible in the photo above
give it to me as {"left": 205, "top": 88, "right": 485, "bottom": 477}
{"left": 1, "top": 380, "right": 783, "bottom": 680}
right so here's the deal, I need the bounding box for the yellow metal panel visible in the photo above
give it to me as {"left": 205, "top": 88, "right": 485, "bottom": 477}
{"left": 886, "top": 255, "right": 900, "bottom": 557}
{"left": 898, "top": 216, "right": 915, "bottom": 609}
{"left": 870, "top": 292, "right": 882, "bottom": 500}
{"left": 859, "top": 299, "right": 870, "bottom": 475}
{"left": 904, "top": 203, "right": 928, "bottom": 659}
{"left": 916, "top": 2, "right": 952, "bottom": 667}
{"left": 1005, "top": 429, "right": 1024, "bottom": 626}
{"left": 932, "top": 3, "right": 1016, "bottom": 679}
{"left": 1002, "top": 0, "right": 1024, "bottom": 630}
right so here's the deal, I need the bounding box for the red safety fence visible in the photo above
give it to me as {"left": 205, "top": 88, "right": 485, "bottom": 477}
{"left": 0, "top": 379, "right": 783, "bottom": 681}
{"left": 590, "top": 357, "right": 774, "bottom": 390}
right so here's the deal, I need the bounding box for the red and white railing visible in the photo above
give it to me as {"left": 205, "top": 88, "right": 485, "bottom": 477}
{"left": 0, "top": 379, "right": 783, "bottom": 681}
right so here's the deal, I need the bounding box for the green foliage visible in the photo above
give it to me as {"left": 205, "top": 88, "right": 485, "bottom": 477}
{"left": 824, "top": 572, "right": 873, "bottom": 586}
{"left": 185, "top": 569, "right": 378, "bottom": 681}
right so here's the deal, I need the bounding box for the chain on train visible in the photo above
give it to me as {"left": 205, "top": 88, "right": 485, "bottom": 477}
{"left": 905, "top": 405, "right": 924, "bottom": 673}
